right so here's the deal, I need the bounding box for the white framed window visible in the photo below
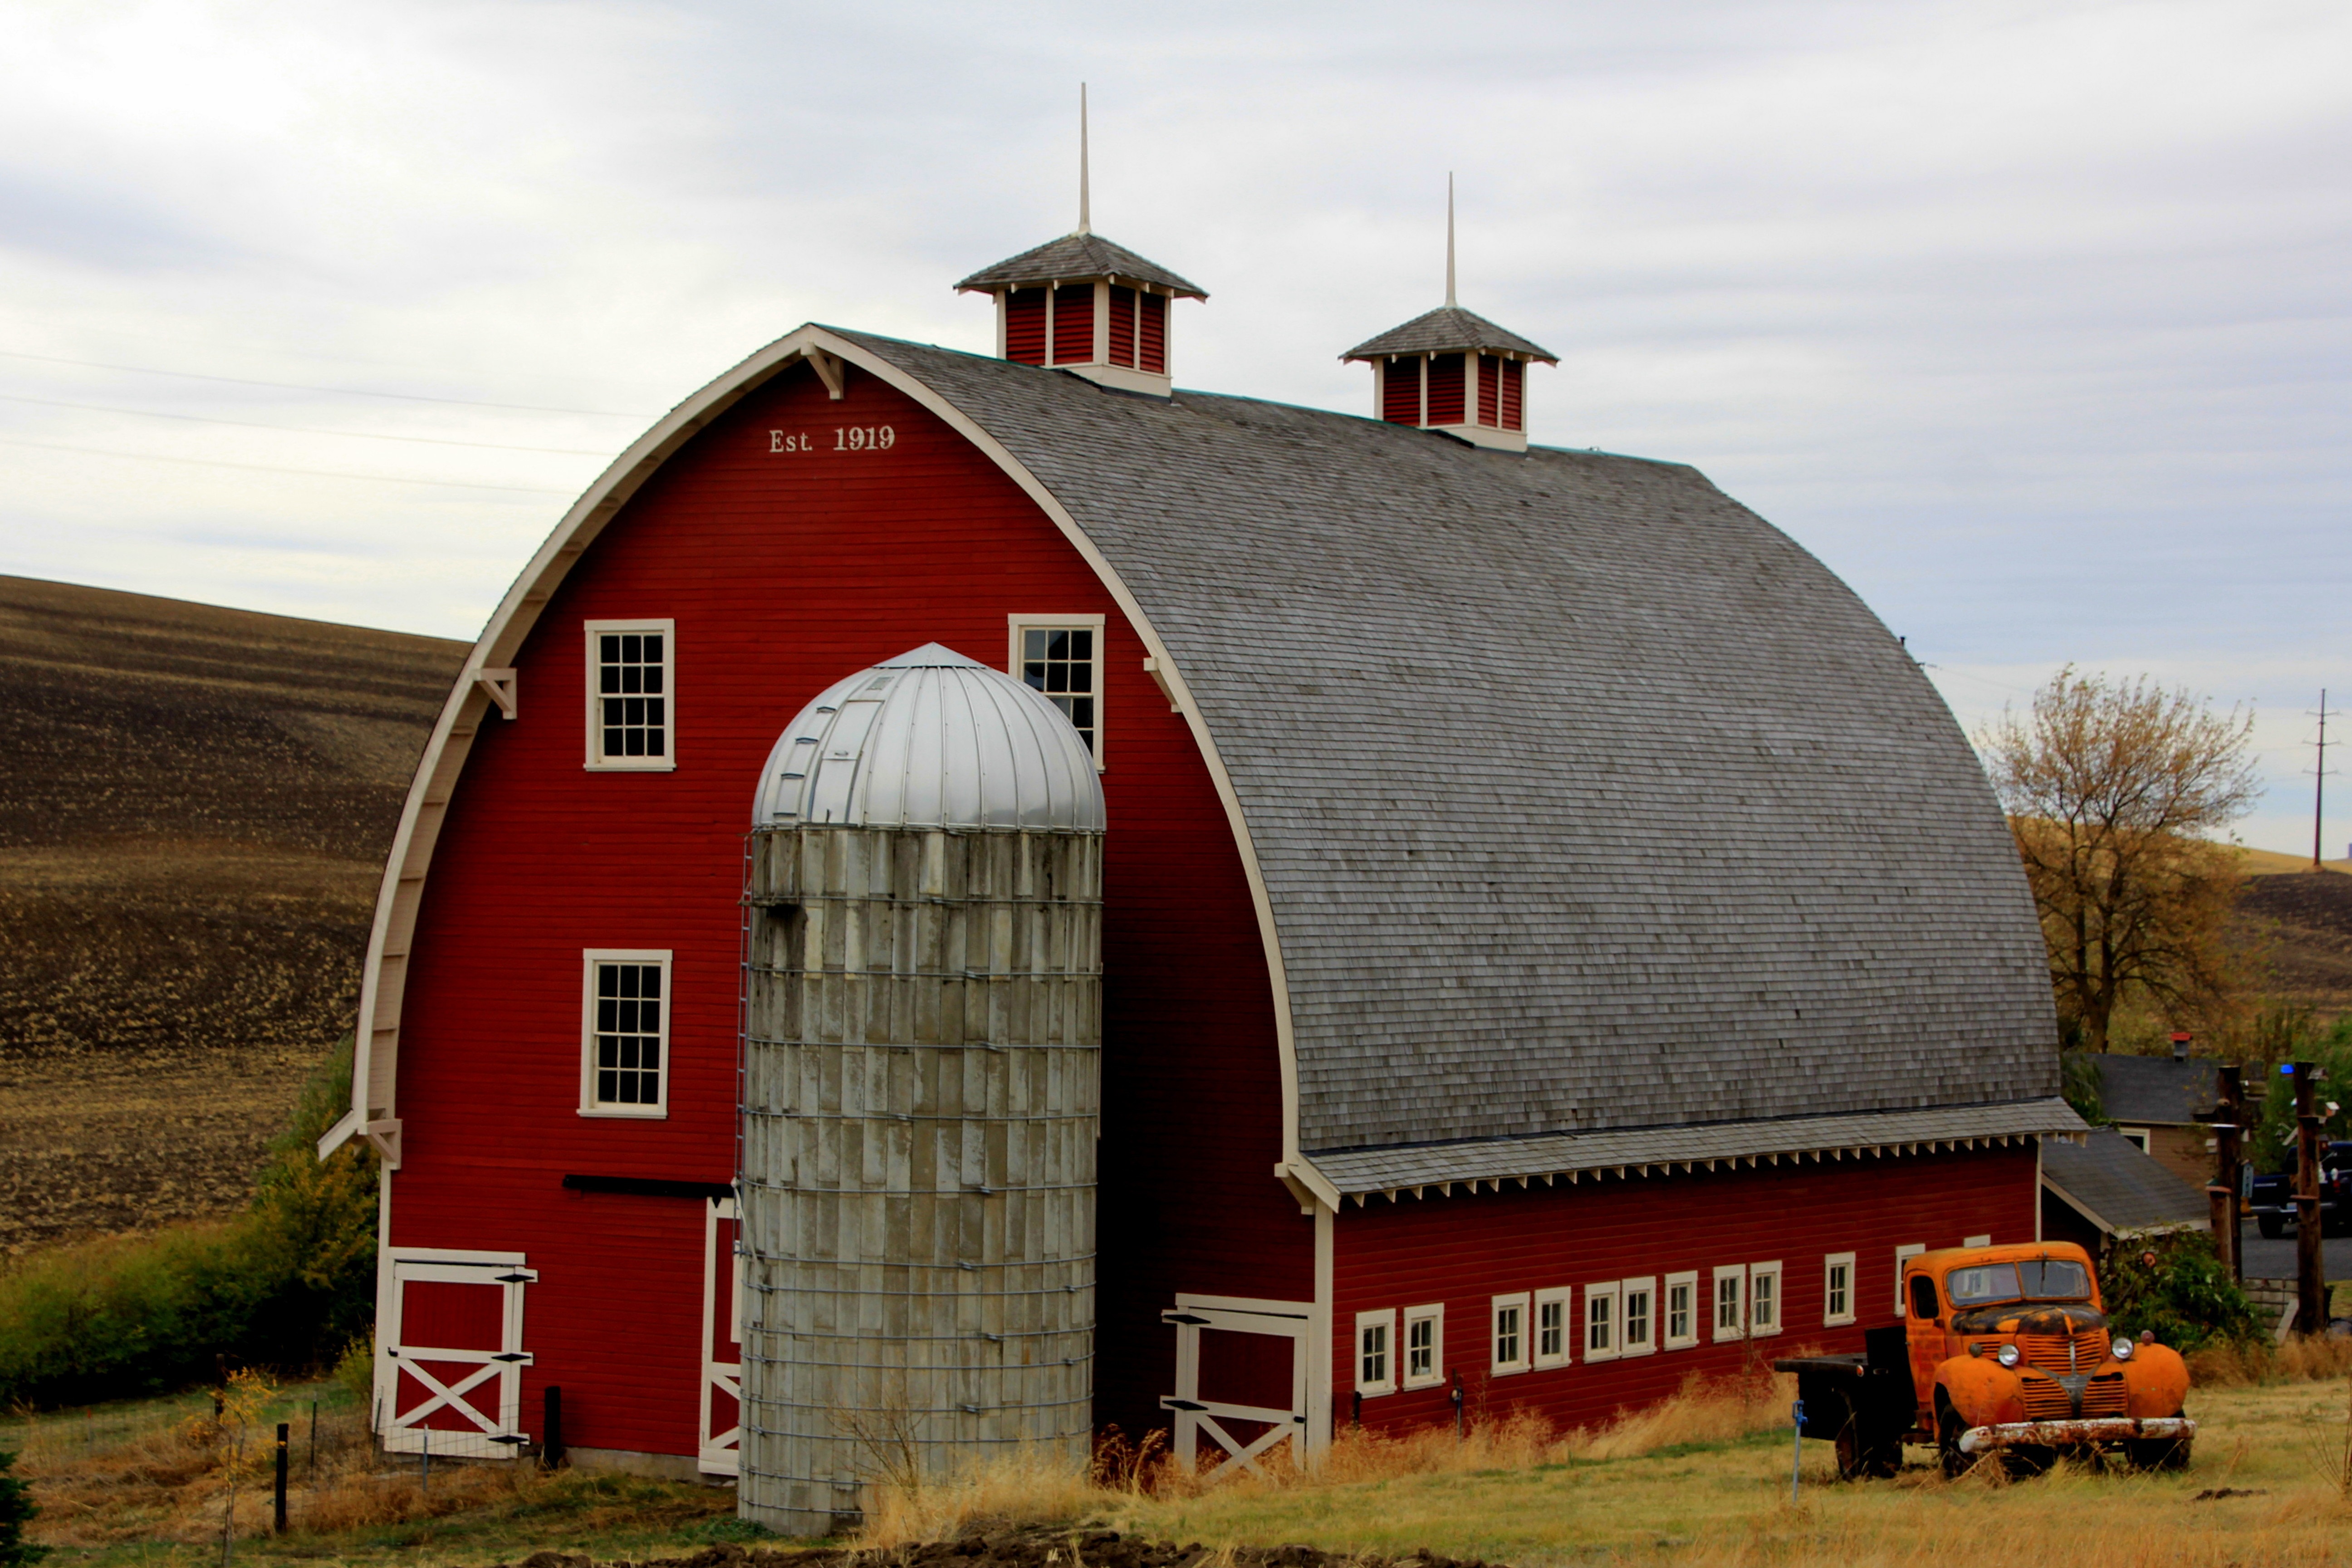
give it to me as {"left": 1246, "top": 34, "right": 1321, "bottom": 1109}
{"left": 1008, "top": 613, "right": 1106, "bottom": 765}
{"left": 1747, "top": 1261, "right": 1782, "bottom": 1337}
{"left": 1711, "top": 1265, "right": 1746, "bottom": 1343}
{"left": 1663, "top": 1271, "right": 1699, "bottom": 1350}
{"left": 1355, "top": 1309, "right": 1396, "bottom": 1396}
{"left": 1964, "top": 1234, "right": 1992, "bottom": 1249}
{"left": 1584, "top": 1280, "right": 1621, "bottom": 1362}
{"left": 2117, "top": 1127, "right": 2150, "bottom": 1153}
{"left": 1823, "top": 1253, "right": 1856, "bottom": 1327}
{"left": 583, "top": 620, "right": 675, "bottom": 770}
{"left": 1620, "top": 1276, "right": 1657, "bottom": 1357}
{"left": 579, "top": 950, "right": 671, "bottom": 1117}
{"left": 1401, "top": 1303, "right": 1444, "bottom": 1389}
{"left": 1533, "top": 1287, "right": 1573, "bottom": 1369}
{"left": 1895, "top": 1243, "right": 1926, "bottom": 1315}
{"left": 1491, "top": 1293, "right": 1530, "bottom": 1375}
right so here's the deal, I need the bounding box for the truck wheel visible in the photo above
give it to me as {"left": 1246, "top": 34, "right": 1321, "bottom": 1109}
{"left": 2259, "top": 1215, "right": 2285, "bottom": 1240}
{"left": 1937, "top": 1399, "right": 1974, "bottom": 1479}
{"left": 1832, "top": 1404, "right": 1899, "bottom": 1480}
{"left": 2127, "top": 1436, "right": 2192, "bottom": 1471}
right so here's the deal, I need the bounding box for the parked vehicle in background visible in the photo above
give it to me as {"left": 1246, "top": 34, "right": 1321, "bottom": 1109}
{"left": 2249, "top": 1141, "right": 2352, "bottom": 1238}
{"left": 1775, "top": 1241, "right": 2193, "bottom": 1477}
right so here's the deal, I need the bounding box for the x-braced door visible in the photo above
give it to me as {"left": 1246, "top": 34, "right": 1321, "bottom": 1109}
{"left": 1161, "top": 1295, "right": 1312, "bottom": 1478}
{"left": 381, "top": 1252, "right": 537, "bottom": 1459}
{"left": 699, "top": 1196, "right": 743, "bottom": 1476}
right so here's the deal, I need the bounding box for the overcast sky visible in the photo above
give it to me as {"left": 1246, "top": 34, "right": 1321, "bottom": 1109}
{"left": 1, "top": 0, "right": 2344, "bottom": 854}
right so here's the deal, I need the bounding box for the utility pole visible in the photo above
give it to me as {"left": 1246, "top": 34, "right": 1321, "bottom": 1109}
{"left": 2295, "top": 1060, "right": 2326, "bottom": 1336}
{"left": 2315, "top": 691, "right": 2336, "bottom": 872}
{"left": 2206, "top": 1064, "right": 2244, "bottom": 1282}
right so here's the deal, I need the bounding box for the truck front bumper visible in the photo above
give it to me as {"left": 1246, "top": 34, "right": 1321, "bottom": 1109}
{"left": 1958, "top": 1417, "right": 2195, "bottom": 1455}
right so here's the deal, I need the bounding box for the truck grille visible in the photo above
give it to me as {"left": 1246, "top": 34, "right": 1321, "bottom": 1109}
{"left": 2018, "top": 1329, "right": 2107, "bottom": 1373}
{"left": 2081, "top": 1374, "right": 2129, "bottom": 1416}
{"left": 2020, "top": 1377, "right": 2073, "bottom": 1420}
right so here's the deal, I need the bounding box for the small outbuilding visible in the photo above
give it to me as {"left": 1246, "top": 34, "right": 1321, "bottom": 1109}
{"left": 325, "top": 200, "right": 2081, "bottom": 1533}
{"left": 2040, "top": 1128, "right": 2212, "bottom": 1260}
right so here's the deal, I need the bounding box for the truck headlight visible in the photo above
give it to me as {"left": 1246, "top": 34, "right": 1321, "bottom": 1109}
{"left": 1996, "top": 1343, "right": 2021, "bottom": 1368}
{"left": 2112, "top": 1337, "right": 2135, "bottom": 1360}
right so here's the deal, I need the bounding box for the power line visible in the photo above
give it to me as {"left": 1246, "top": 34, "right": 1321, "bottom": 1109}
{"left": 0, "top": 435, "right": 574, "bottom": 494}
{"left": 0, "top": 391, "right": 616, "bottom": 455}
{"left": 0, "top": 348, "right": 650, "bottom": 418}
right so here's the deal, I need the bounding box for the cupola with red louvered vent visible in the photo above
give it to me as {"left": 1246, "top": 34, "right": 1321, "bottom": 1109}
{"left": 1343, "top": 183, "right": 1556, "bottom": 452}
{"left": 956, "top": 88, "right": 1205, "bottom": 398}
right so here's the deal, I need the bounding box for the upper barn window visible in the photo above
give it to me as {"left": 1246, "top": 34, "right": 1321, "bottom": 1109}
{"left": 1009, "top": 613, "right": 1106, "bottom": 765}
{"left": 585, "top": 619, "right": 675, "bottom": 770}
{"left": 580, "top": 950, "right": 670, "bottom": 1118}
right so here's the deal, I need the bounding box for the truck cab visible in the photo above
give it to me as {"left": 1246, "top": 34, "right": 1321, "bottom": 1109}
{"left": 1777, "top": 1241, "right": 2194, "bottom": 1477}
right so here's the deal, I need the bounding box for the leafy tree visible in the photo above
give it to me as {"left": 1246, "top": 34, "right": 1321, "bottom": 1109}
{"left": 0, "top": 1446, "right": 44, "bottom": 1567}
{"left": 2100, "top": 1230, "right": 2262, "bottom": 1352}
{"left": 2245, "top": 1012, "right": 2352, "bottom": 1175}
{"left": 1979, "top": 668, "right": 2257, "bottom": 1052}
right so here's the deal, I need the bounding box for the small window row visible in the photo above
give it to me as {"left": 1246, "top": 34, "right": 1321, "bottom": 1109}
{"left": 1356, "top": 1254, "right": 1882, "bottom": 1395}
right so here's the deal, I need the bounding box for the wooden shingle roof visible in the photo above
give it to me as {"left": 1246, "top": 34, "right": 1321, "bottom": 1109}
{"left": 1342, "top": 305, "right": 1557, "bottom": 363}
{"left": 840, "top": 331, "right": 2073, "bottom": 1176}
{"left": 953, "top": 233, "right": 1207, "bottom": 299}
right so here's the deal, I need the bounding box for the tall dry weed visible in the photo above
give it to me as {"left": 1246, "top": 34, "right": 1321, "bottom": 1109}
{"left": 2188, "top": 1332, "right": 2352, "bottom": 1389}
{"left": 856, "top": 1445, "right": 1099, "bottom": 1549}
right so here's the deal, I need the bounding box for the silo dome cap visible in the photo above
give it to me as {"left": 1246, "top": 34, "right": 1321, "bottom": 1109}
{"left": 755, "top": 644, "right": 1106, "bottom": 832}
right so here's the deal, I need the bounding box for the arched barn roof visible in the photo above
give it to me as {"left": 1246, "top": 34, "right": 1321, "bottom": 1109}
{"left": 327, "top": 323, "right": 2078, "bottom": 1196}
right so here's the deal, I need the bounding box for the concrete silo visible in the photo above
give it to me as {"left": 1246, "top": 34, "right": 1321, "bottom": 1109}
{"left": 738, "top": 642, "right": 1105, "bottom": 1535}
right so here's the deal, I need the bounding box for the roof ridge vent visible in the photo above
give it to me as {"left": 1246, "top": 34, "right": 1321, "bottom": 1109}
{"left": 1342, "top": 179, "right": 1557, "bottom": 453}
{"left": 955, "top": 88, "right": 1203, "bottom": 399}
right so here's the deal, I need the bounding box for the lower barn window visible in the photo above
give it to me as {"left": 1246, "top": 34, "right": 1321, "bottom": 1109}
{"left": 1533, "top": 1286, "right": 1571, "bottom": 1368}
{"left": 1356, "top": 1309, "right": 1396, "bottom": 1396}
{"left": 1585, "top": 1281, "right": 1620, "bottom": 1362}
{"left": 581, "top": 951, "right": 670, "bottom": 1117}
{"left": 1748, "top": 1261, "right": 1782, "bottom": 1336}
{"left": 1713, "top": 1265, "right": 1747, "bottom": 1343}
{"left": 1492, "top": 1293, "right": 1529, "bottom": 1374}
{"left": 1621, "top": 1277, "right": 1656, "bottom": 1356}
{"left": 1402, "top": 1303, "right": 1444, "bottom": 1388}
{"left": 1824, "top": 1253, "right": 1856, "bottom": 1326}
{"left": 1663, "top": 1271, "right": 1699, "bottom": 1349}
{"left": 1009, "top": 615, "right": 1106, "bottom": 761}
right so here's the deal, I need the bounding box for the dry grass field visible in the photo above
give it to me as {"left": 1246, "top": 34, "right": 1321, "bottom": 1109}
{"left": 0, "top": 574, "right": 463, "bottom": 1254}
{"left": 14, "top": 1362, "right": 2352, "bottom": 1568}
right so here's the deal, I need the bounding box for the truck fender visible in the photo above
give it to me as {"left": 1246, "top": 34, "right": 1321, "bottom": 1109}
{"left": 1936, "top": 1355, "right": 2027, "bottom": 1429}
{"left": 2122, "top": 1343, "right": 2190, "bottom": 1419}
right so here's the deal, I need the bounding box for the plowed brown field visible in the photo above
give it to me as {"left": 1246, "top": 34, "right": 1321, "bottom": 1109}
{"left": 0, "top": 574, "right": 464, "bottom": 1253}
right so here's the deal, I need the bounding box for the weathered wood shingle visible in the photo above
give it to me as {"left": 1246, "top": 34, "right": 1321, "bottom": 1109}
{"left": 841, "top": 332, "right": 2067, "bottom": 1169}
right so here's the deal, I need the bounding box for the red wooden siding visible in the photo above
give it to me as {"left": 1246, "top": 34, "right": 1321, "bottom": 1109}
{"left": 1051, "top": 284, "right": 1096, "bottom": 364}
{"left": 1426, "top": 353, "right": 1466, "bottom": 426}
{"left": 1138, "top": 294, "right": 1166, "bottom": 374}
{"left": 1382, "top": 356, "right": 1422, "bottom": 424}
{"left": 389, "top": 361, "right": 1302, "bottom": 1460}
{"left": 1004, "top": 290, "right": 1047, "bottom": 365}
{"left": 1499, "top": 358, "right": 1524, "bottom": 431}
{"left": 1333, "top": 1143, "right": 2038, "bottom": 1437}
{"left": 1108, "top": 286, "right": 1137, "bottom": 369}
{"left": 1476, "top": 356, "right": 1501, "bottom": 427}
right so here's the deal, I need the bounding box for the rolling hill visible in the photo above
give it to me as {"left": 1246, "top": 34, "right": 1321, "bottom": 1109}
{"left": 0, "top": 574, "right": 465, "bottom": 1252}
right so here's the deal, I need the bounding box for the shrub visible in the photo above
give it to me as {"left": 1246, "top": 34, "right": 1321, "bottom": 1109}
{"left": 0, "top": 1447, "right": 44, "bottom": 1567}
{"left": 2102, "top": 1230, "right": 2262, "bottom": 1352}
{"left": 0, "top": 1042, "right": 377, "bottom": 1408}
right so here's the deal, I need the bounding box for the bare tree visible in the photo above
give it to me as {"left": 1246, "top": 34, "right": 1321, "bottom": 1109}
{"left": 1979, "top": 667, "right": 2258, "bottom": 1052}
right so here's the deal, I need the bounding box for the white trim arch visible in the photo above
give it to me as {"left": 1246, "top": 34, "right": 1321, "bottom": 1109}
{"left": 320, "top": 325, "right": 1315, "bottom": 1214}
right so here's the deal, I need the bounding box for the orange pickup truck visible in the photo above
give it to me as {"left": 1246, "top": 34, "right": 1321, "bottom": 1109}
{"left": 1774, "top": 1240, "right": 2194, "bottom": 1477}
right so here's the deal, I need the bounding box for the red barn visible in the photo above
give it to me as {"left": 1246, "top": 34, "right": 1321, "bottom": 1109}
{"left": 323, "top": 216, "right": 2078, "bottom": 1530}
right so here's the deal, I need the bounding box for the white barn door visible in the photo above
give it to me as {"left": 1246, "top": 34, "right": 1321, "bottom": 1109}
{"left": 380, "top": 1251, "right": 536, "bottom": 1459}
{"left": 1161, "top": 1295, "right": 1312, "bottom": 1478}
{"left": 698, "top": 1197, "right": 744, "bottom": 1475}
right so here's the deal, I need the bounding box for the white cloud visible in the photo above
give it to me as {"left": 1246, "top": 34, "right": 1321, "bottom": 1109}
{"left": 0, "top": 0, "right": 2345, "bottom": 852}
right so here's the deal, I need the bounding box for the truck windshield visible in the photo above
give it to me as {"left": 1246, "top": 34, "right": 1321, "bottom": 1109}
{"left": 1945, "top": 1259, "right": 2093, "bottom": 1306}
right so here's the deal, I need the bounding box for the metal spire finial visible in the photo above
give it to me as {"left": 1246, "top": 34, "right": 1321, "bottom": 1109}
{"left": 1445, "top": 173, "right": 1456, "bottom": 308}
{"left": 1078, "top": 84, "right": 1091, "bottom": 236}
